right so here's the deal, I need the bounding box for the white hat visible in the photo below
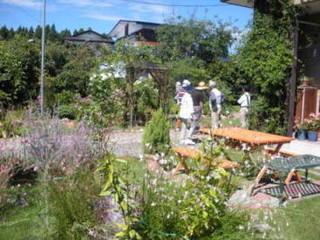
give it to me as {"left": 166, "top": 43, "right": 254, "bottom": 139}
{"left": 176, "top": 81, "right": 181, "bottom": 86}
{"left": 209, "top": 80, "right": 216, "bottom": 87}
{"left": 182, "top": 79, "right": 191, "bottom": 87}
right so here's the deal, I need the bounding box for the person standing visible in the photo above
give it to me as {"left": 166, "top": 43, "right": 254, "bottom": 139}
{"left": 179, "top": 80, "right": 195, "bottom": 145}
{"left": 188, "top": 81, "right": 207, "bottom": 137}
{"left": 237, "top": 86, "right": 251, "bottom": 128}
{"left": 174, "top": 81, "right": 186, "bottom": 131}
{"left": 209, "top": 80, "right": 225, "bottom": 129}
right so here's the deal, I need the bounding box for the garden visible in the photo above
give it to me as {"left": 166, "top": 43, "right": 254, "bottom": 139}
{"left": 1, "top": 1, "right": 320, "bottom": 239}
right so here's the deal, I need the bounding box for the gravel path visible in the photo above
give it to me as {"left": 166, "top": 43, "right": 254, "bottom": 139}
{"left": 107, "top": 129, "right": 192, "bottom": 157}
{"left": 108, "top": 129, "right": 144, "bottom": 157}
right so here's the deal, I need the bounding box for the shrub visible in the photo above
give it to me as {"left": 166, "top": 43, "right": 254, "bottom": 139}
{"left": 98, "top": 139, "right": 254, "bottom": 239}
{"left": 47, "top": 166, "right": 101, "bottom": 239}
{"left": 58, "top": 104, "right": 78, "bottom": 120}
{"left": 143, "top": 108, "right": 171, "bottom": 154}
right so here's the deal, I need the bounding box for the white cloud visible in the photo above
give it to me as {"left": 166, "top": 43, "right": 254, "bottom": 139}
{"left": 1, "top": 0, "right": 41, "bottom": 9}
{"left": 83, "top": 13, "right": 123, "bottom": 22}
{"left": 57, "top": 0, "right": 113, "bottom": 8}
{"left": 129, "top": 3, "right": 170, "bottom": 14}
{"left": 125, "top": 3, "right": 171, "bottom": 23}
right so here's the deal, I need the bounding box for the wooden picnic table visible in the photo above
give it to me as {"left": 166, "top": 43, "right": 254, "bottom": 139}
{"left": 171, "top": 147, "right": 240, "bottom": 174}
{"left": 200, "top": 128, "right": 299, "bottom": 191}
{"left": 200, "top": 127, "right": 294, "bottom": 157}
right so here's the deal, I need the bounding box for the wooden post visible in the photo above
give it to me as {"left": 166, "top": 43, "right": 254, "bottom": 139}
{"left": 126, "top": 66, "right": 135, "bottom": 127}
{"left": 287, "top": 20, "right": 299, "bottom": 137}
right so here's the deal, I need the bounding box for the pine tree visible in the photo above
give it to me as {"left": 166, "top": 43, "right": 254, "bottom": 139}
{"left": 0, "top": 25, "right": 9, "bottom": 40}
{"left": 143, "top": 108, "right": 171, "bottom": 154}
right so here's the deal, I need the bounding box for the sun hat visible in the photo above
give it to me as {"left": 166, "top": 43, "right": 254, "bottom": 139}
{"left": 209, "top": 80, "right": 216, "bottom": 87}
{"left": 182, "top": 79, "right": 191, "bottom": 87}
{"left": 195, "top": 81, "right": 208, "bottom": 90}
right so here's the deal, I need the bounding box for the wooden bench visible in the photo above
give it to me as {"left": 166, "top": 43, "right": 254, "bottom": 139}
{"left": 172, "top": 147, "right": 240, "bottom": 174}
{"left": 264, "top": 147, "right": 300, "bottom": 158}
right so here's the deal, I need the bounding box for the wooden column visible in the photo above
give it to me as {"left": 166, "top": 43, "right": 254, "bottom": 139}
{"left": 287, "top": 20, "right": 299, "bottom": 137}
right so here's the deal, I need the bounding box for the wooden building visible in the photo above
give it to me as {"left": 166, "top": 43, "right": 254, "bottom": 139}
{"left": 65, "top": 30, "right": 114, "bottom": 47}
{"left": 109, "top": 20, "right": 161, "bottom": 45}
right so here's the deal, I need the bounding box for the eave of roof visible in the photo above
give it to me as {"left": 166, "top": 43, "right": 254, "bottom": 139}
{"left": 220, "top": 0, "right": 253, "bottom": 8}
{"left": 109, "top": 19, "right": 161, "bottom": 36}
{"left": 65, "top": 38, "right": 114, "bottom": 43}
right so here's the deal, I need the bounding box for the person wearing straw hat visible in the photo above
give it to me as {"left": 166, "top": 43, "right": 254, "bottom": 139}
{"left": 187, "top": 81, "right": 208, "bottom": 137}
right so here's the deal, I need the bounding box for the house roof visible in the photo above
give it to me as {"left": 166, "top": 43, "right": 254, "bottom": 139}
{"left": 66, "top": 29, "right": 114, "bottom": 44}
{"left": 109, "top": 20, "right": 161, "bottom": 39}
{"left": 220, "top": 0, "right": 253, "bottom": 8}
{"left": 221, "top": 0, "right": 320, "bottom": 14}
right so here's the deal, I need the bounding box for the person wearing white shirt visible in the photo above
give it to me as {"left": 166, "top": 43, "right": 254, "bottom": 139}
{"left": 179, "top": 81, "right": 195, "bottom": 145}
{"left": 237, "top": 86, "right": 251, "bottom": 128}
{"left": 209, "top": 80, "right": 225, "bottom": 129}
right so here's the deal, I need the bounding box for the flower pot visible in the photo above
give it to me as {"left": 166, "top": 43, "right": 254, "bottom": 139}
{"left": 307, "top": 131, "right": 318, "bottom": 141}
{"left": 296, "top": 129, "right": 307, "bottom": 140}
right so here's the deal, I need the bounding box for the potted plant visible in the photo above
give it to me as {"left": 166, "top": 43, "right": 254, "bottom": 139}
{"left": 296, "top": 121, "right": 308, "bottom": 140}
{"left": 304, "top": 113, "right": 320, "bottom": 141}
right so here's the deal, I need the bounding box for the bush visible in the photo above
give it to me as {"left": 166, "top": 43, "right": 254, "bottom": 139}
{"left": 143, "top": 108, "right": 171, "bottom": 154}
{"left": 58, "top": 104, "right": 78, "bottom": 120}
{"left": 48, "top": 166, "right": 100, "bottom": 239}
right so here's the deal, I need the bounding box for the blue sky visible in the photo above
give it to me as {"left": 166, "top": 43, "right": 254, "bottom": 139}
{"left": 0, "top": 0, "right": 253, "bottom": 34}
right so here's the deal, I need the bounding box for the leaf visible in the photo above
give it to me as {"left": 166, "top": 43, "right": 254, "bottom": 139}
{"left": 209, "top": 188, "right": 217, "bottom": 198}
{"left": 99, "top": 190, "right": 112, "bottom": 196}
{"left": 129, "top": 230, "right": 136, "bottom": 238}
{"left": 115, "top": 158, "right": 127, "bottom": 164}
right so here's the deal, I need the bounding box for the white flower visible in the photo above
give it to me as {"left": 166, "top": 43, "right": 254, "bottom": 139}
{"left": 151, "top": 202, "right": 156, "bottom": 206}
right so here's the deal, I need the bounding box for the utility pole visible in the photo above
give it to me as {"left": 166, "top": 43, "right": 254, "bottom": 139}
{"left": 40, "top": 0, "right": 46, "bottom": 115}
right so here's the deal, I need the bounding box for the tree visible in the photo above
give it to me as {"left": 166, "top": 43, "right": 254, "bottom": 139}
{"left": 101, "top": 40, "right": 160, "bottom": 126}
{"left": 235, "top": 12, "right": 294, "bottom": 134}
{"left": 0, "top": 25, "right": 9, "bottom": 40}
{"left": 143, "top": 108, "right": 171, "bottom": 154}
{"left": 156, "top": 16, "right": 236, "bottom": 63}
{"left": 0, "top": 36, "right": 40, "bottom": 108}
{"left": 52, "top": 45, "right": 97, "bottom": 97}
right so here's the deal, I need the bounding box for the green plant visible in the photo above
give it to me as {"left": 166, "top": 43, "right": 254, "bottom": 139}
{"left": 235, "top": 2, "right": 300, "bottom": 134}
{"left": 142, "top": 108, "right": 171, "bottom": 154}
{"left": 98, "top": 154, "right": 143, "bottom": 240}
{"left": 47, "top": 166, "right": 100, "bottom": 239}
{"left": 303, "top": 113, "right": 320, "bottom": 132}
{"left": 135, "top": 79, "right": 158, "bottom": 124}
{"left": 0, "top": 120, "right": 22, "bottom": 138}
{"left": 58, "top": 104, "right": 78, "bottom": 120}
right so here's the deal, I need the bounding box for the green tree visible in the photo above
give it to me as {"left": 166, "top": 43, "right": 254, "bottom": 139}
{"left": 0, "top": 36, "right": 40, "bottom": 108}
{"left": 102, "top": 40, "right": 160, "bottom": 126}
{"left": 0, "top": 25, "right": 9, "bottom": 40}
{"left": 53, "top": 45, "right": 97, "bottom": 97}
{"left": 143, "top": 108, "right": 171, "bottom": 154}
{"left": 156, "top": 15, "right": 236, "bottom": 63}
{"left": 235, "top": 12, "right": 294, "bottom": 134}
